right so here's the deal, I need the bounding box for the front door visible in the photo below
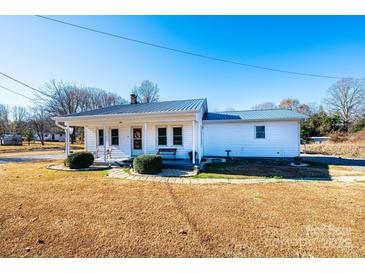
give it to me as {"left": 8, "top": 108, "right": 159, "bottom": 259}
{"left": 132, "top": 127, "right": 143, "bottom": 156}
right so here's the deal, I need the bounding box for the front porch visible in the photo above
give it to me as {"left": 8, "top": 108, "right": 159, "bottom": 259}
{"left": 94, "top": 157, "right": 195, "bottom": 170}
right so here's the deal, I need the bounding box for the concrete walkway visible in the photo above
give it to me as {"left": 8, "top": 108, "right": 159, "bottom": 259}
{"left": 108, "top": 169, "right": 365, "bottom": 184}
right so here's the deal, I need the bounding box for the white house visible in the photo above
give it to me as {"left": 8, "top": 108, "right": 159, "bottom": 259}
{"left": 35, "top": 132, "right": 66, "bottom": 142}
{"left": 53, "top": 95, "right": 306, "bottom": 164}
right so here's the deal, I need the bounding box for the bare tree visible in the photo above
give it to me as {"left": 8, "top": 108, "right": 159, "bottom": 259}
{"left": 38, "top": 79, "right": 85, "bottom": 116}
{"left": 278, "top": 98, "right": 300, "bottom": 110}
{"left": 85, "top": 87, "right": 127, "bottom": 110}
{"left": 325, "top": 78, "right": 365, "bottom": 131}
{"left": 296, "top": 103, "right": 313, "bottom": 116}
{"left": 11, "top": 106, "right": 29, "bottom": 134}
{"left": 252, "top": 102, "right": 277, "bottom": 110}
{"left": 38, "top": 80, "right": 126, "bottom": 143}
{"left": 30, "top": 106, "right": 51, "bottom": 146}
{"left": 0, "top": 104, "right": 10, "bottom": 135}
{"left": 132, "top": 80, "right": 160, "bottom": 103}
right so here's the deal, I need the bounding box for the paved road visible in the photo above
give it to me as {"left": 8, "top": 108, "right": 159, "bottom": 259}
{"left": 302, "top": 154, "right": 365, "bottom": 171}
{"left": 0, "top": 153, "right": 64, "bottom": 164}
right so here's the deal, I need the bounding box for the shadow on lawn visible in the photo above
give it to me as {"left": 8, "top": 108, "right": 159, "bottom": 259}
{"left": 164, "top": 182, "right": 224, "bottom": 256}
{"left": 201, "top": 159, "right": 331, "bottom": 180}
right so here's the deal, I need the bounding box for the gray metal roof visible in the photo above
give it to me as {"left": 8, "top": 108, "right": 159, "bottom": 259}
{"left": 203, "top": 109, "right": 306, "bottom": 121}
{"left": 60, "top": 98, "right": 207, "bottom": 118}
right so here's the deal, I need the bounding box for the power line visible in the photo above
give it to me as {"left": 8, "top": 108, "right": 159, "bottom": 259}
{"left": 0, "top": 71, "right": 50, "bottom": 97}
{"left": 0, "top": 84, "right": 34, "bottom": 101}
{"left": 36, "top": 15, "right": 344, "bottom": 80}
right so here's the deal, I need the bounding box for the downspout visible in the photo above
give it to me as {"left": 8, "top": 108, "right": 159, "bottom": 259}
{"left": 55, "top": 120, "right": 70, "bottom": 156}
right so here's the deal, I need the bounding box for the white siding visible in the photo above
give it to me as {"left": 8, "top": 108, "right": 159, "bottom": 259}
{"left": 85, "top": 121, "right": 198, "bottom": 160}
{"left": 85, "top": 127, "right": 97, "bottom": 153}
{"left": 145, "top": 121, "right": 195, "bottom": 159}
{"left": 203, "top": 121, "right": 300, "bottom": 157}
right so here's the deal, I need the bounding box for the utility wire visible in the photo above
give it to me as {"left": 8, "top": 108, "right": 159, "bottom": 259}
{"left": 0, "top": 84, "right": 34, "bottom": 101}
{"left": 36, "top": 15, "right": 344, "bottom": 80}
{"left": 0, "top": 71, "right": 50, "bottom": 97}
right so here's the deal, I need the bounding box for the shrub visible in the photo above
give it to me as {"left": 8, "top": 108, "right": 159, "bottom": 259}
{"left": 64, "top": 151, "right": 94, "bottom": 169}
{"left": 133, "top": 154, "right": 163, "bottom": 174}
{"left": 293, "top": 156, "right": 302, "bottom": 165}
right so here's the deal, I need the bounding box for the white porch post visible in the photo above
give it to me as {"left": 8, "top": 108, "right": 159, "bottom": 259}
{"left": 197, "top": 120, "right": 201, "bottom": 162}
{"left": 192, "top": 120, "right": 196, "bottom": 164}
{"left": 103, "top": 126, "right": 107, "bottom": 162}
{"left": 144, "top": 122, "right": 147, "bottom": 155}
{"left": 65, "top": 125, "right": 70, "bottom": 156}
{"left": 84, "top": 127, "right": 87, "bottom": 152}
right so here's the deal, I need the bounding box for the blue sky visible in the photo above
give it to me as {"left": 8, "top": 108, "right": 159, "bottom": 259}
{"left": 0, "top": 16, "right": 364, "bottom": 111}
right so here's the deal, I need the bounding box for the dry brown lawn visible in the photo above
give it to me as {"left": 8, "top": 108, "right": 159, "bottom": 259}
{"left": 1, "top": 161, "right": 365, "bottom": 258}
{"left": 0, "top": 141, "right": 83, "bottom": 153}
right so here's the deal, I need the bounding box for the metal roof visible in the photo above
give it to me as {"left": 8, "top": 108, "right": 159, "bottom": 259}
{"left": 60, "top": 98, "right": 207, "bottom": 118}
{"left": 203, "top": 109, "right": 306, "bottom": 121}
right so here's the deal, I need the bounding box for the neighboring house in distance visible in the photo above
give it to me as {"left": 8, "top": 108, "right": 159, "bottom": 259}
{"left": 53, "top": 95, "right": 306, "bottom": 163}
{"left": 0, "top": 134, "right": 22, "bottom": 145}
{"left": 310, "top": 136, "right": 330, "bottom": 144}
{"left": 35, "top": 132, "right": 66, "bottom": 142}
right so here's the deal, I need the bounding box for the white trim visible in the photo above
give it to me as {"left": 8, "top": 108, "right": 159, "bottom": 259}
{"left": 131, "top": 126, "right": 143, "bottom": 157}
{"left": 103, "top": 126, "right": 107, "bottom": 162}
{"left": 52, "top": 110, "right": 199, "bottom": 122}
{"left": 172, "top": 125, "right": 183, "bottom": 146}
{"left": 203, "top": 118, "right": 304, "bottom": 124}
{"left": 254, "top": 125, "right": 266, "bottom": 139}
{"left": 156, "top": 126, "right": 168, "bottom": 147}
{"left": 144, "top": 123, "right": 147, "bottom": 155}
{"left": 110, "top": 128, "right": 119, "bottom": 146}
{"left": 192, "top": 120, "right": 195, "bottom": 164}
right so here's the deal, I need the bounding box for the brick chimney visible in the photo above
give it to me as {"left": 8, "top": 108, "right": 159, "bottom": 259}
{"left": 130, "top": 94, "right": 138, "bottom": 104}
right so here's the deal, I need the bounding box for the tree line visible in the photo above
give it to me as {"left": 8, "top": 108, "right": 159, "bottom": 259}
{"left": 251, "top": 78, "right": 365, "bottom": 142}
{"left": 0, "top": 80, "right": 160, "bottom": 144}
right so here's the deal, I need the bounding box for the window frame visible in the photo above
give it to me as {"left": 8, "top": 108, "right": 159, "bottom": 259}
{"left": 98, "top": 129, "right": 104, "bottom": 146}
{"left": 172, "top": 126, "right": 183, "bottom": 146}
{"left": 255, "top": 125, "right": 266, "bottom": 139}
{"left": 157, "top": 127, "right": 168, "bottom": 146}
{"left": 111, "top": 128, "right": 119, "bottom": 146}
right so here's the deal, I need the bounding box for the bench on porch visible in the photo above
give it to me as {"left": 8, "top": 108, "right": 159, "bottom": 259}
{"left": 157, "top": 148, "right": 177, "bottom": 159}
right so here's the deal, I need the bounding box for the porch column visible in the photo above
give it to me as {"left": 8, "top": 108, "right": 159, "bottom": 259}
{"left": 144, "top": 122, "right": 147, "bottom": 155}
{"left": 84, "top": 127, "right": 87, "bottom": 152}
{"left": 192, "top": 120, "right": 196, "bottom": 164}
{"left": 65, "top": 125, "right": 70, "bottom": 156}
{"left": 103, "top": 125, "right": 107, "bottom": 162}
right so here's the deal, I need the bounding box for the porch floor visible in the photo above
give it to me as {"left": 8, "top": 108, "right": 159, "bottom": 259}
{"left": 94, "top": 157, "right": 195, "bottom": 170}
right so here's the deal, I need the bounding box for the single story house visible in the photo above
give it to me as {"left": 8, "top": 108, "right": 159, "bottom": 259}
{"left": 310, "top": 136, "right": 330, "bottom": 144}
{"left": 53, "top": 95, "right": 306, "bottom": 163}
{"left": 35, "top": 132, "right": 66, "bottom": 142}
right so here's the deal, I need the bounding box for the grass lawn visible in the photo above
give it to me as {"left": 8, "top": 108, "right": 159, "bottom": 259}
{"left": 302, "top": 143, "right": 365, "bottom": 159}
{"left": 195, "top": 159, "right": 365, "bottom": 179}
{"left": 0, "top": 141, "right": 83, "bottom": 153}
{"left": 1, "top": 160, "right": 365, "bottom": 257}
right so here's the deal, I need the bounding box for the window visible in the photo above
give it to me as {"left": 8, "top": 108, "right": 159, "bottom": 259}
{"left": 98, "top": 129, "right": 104, "bottom": 145}
{"left": 255, "top": 126, "right": 265, "bottom": 139}
{"left": 133, "top": 128, "right": 142, "bottom": 149}
{"left": 111, "top": 129, "right": 119, "bottom": 145}
{"left": 157, "top": 127, "right": 167, "bottom": 146}
{"left": 173, "top": 127, "right": 183, "bottom": 145}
